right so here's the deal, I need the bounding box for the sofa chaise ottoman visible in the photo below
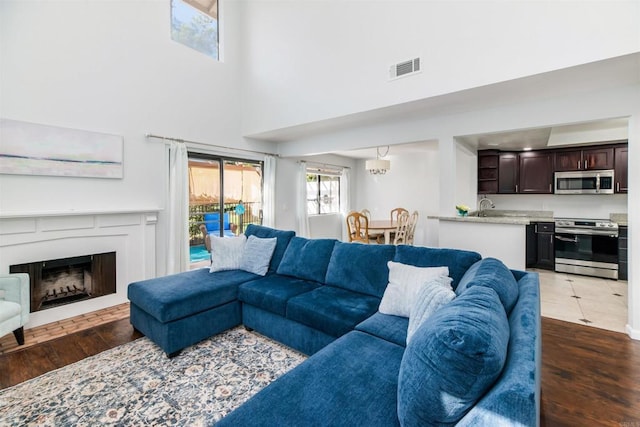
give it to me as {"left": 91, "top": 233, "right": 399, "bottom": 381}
{"left": 127, "top": 225, "right": 295, "bottom": 356}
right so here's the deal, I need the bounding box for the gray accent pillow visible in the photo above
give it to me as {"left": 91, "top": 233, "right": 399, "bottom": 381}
{"left": 239, "top": 235, "right": 277, "bottom": 276}
{"left": 209, "top": 235, "right": 247, "bottom": 273}
{"left": 406, "top": 277, "right": 456, "bottom": 344}
{"left": 379, "top": 261, "right": 449, "bottom": 318}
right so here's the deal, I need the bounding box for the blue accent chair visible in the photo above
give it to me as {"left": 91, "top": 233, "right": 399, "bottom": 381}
{"left": 203, "top": 212, "right": 235, "bottom": 237}
{"left": 200, "top": 212, "right": 237, "bottom": 253}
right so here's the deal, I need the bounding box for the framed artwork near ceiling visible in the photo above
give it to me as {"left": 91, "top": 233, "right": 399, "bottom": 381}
{"left": 0, "top": 118, "right": 123, "bottom": 179}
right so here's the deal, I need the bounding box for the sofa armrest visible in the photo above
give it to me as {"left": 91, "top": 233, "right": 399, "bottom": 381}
{"left": 0, "top": 273, "right": 30, "bottom": 324}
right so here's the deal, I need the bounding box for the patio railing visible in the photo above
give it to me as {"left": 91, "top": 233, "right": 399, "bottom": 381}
{"left": 189, "top": 202, "right": 262, "bottom": 245}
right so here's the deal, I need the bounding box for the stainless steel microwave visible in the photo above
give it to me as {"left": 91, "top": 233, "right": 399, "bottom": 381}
{"left": 554, "top": 170, "right": 615, "bottom": 194}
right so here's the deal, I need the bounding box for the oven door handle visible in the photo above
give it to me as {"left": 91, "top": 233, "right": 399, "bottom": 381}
{"left": 555, "top": 228, "right": 618, "bottom": 237}
{"left": 555, "top": 235, "right": 578, "bottom": 243}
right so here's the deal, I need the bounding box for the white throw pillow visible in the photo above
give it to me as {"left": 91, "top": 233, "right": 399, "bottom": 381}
{"left": 406, "top": 277, "right": 456, "bottom": 344}
{"left": 239, "top": 235, "right": 277, "bottom": 276}
{"left": 209, "top": 235, "right": 247, "bottom": 273}
{"left": 378, "top": 261, "right": 450, "bottom": 318}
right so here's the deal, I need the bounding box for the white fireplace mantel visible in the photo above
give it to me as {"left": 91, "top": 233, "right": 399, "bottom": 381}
{"left": 0, "top": 207, "right": 161, "bottom": 219}
{"left": 0, "top": 208, "right": 161, "bottom": 328}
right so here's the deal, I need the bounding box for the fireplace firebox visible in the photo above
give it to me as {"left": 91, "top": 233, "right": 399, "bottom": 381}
{"left": 10, "top": 252, "right": 116, "bottom": 312}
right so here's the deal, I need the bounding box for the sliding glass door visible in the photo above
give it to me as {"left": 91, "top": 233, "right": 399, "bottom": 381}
{"left": 188, "top": 153, "right": 263, "bottom": 266}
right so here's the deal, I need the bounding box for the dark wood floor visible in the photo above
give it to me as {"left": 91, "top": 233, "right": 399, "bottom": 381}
{"left": 1, "top": 317, "right": 639, "bottom": 425}
{"left": 0, "top": 318, "right": 142, "bottom": 389}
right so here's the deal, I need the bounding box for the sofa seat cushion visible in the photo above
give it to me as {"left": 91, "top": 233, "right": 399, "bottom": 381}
{"left": 287, "top": 286, "right": 380, "bottom": 337}
{"left": 355, "top": 312, "right": 409, "bottom": 347}
{"left": 244, "top": 224, "right": 295, "bottom": 274}
{"left": 276, "top": 237, "right": 337, "bottom": 283}
{"left": 393, "top": 245, "right": 481, "bottom": 290}
{"left": 217, "top": 331, "right": 404, "bottom": 427}
{"left": 325, "top": 242, "right": 396, "bottom": 297}
{"left": 398, "top": 286, "right": 509, "bottom": 426}
{"left": 456, "top": 257, "right": 520, "bottom": 314}
{"left": 127, "top": 268, "right": 258, "bottom": 323}
{"left": 238, "top": 275, "right": 321, "bottom": 317}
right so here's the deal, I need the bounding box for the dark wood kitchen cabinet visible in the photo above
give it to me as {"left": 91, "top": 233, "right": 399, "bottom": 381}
{"left": 477, "top": 150, "right": 499, "bottom": 194}
{"left": 498, "top": 152, "right": 518, "bottom": 193}
{"left": 519, "top": 151, "right": 553, "bottom": 194}
{"left": 615, "top": 145, "right": 628, "bottom": 193}
{"left": 479, "top": 142, "right": 626, "bottom": 195}
{"left": 619, "top": 226, "right": 628, "bottom": 280}
{"left": 526, "top": 222, "right": 555, "bottom": 270}
{"left": 554, "top": 146, "right": 615, "bottom": 171}
{"left": 498, "top": 151, "right": 553, "bottom": 194}
{"left": 480, "top": 149, "right": 552, "bottom": 194}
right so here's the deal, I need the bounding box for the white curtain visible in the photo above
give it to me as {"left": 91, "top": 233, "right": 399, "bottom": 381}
{"left": 296, "top": 161, "right": 310, "bottom": 237}
{"left": 262, "top": 155, "right": 277, "bottom": 228}
{"left": 167, "top": 141, "right": 189, "bottom": 274}
{"left": 340, "top": 167, "right": 351, "bottom": 241}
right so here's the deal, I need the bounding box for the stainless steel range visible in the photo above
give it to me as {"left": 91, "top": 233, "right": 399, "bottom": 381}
{"left": 554, "top": 218, "right": 619, "bottom": 279}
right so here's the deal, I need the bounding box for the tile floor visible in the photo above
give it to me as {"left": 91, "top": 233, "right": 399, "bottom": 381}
{"left": 532, "top": 268, "right": 628, "bottom": 333}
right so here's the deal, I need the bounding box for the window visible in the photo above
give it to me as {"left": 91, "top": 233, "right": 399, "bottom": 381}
{"left": 306, "top": 171, "right": 340, "bottom": 215}
{"left": 171, "top": 0, "right": 219, "bottom": 60}
{"left": 188, "top": 153, "right": 263, "bottom": 265}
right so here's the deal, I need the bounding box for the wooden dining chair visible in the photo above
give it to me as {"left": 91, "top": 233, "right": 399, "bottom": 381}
{"left": 393, "top": 211, "right": 411, "bottom": 245}
{"left": 406, "top": 211, "right": 419, "bottom": 245}
{"left": 389, "top": 207, "right": 409, "bottom": 242}
{"left": 361, "top": 209, "right": 384, "bottom": 243}
{"left": 346, "top": 211, "right": 370, "bottom": 244}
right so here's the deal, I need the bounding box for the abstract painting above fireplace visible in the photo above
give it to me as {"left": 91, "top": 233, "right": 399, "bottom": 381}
{"left": 10, "top": 252, "right": 116, "bottom": 313}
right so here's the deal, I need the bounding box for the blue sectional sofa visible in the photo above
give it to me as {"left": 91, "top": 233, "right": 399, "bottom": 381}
{"left": 128, "top": 225, "right": 541, "bottom": 426}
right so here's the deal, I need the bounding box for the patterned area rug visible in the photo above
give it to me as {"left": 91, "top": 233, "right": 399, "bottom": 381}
{"left": 0, "top": 327, "right": 306, "bottom": 426}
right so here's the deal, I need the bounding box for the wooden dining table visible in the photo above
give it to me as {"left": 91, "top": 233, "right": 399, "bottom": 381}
{"left": 368, "top": 220, "right": 397, "bottom": 244}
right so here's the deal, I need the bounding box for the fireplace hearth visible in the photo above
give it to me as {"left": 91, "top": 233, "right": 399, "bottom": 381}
{"left": 10, "top": 252, "right": 116, "bottom": 312}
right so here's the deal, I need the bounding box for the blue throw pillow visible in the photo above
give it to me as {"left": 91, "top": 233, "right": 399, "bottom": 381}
{"left": 239, "top": 235, "right": 277, "bottom": 276}
{"left": 397, "top": 286, "right": 509, "bottom": 426}
{"left": 455, "top": 257, "right": 519, "bottom": 314}
{"left": 276, "top": 237, "right": 337, "bottom": 283}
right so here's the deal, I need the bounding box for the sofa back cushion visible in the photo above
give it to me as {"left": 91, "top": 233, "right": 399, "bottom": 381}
{"left": 276, "top": 237, "right": 337, "bottom": 283}
{"left": 397, "top": 286, "right": 509, "bottom": 426}
{"left": 244, "top": 225, "right": 296, "bottom": 273}
{"left": 393, "top": 245, "right": 481, "bottom": 290}
{"left": 455, "top": 257, "right": 519, "bottom": 314}
{"left": 325, "top": 242, "right": 396, "bottom": 297}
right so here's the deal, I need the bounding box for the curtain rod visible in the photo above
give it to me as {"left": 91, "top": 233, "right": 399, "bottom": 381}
{"left": 145, "top": 133, "right": 279, "bottom": 157}
{"left": 299, "top": 160, "right": 350, "bottom": 170}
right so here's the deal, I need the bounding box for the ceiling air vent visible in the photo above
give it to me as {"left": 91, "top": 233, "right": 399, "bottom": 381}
{"left": 389, "top": 57, "right": 421, "bottom": 81}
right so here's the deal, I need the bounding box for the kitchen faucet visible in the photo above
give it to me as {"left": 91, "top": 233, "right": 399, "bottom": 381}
{"left": 478, "top": 197, "right": 495, "bottom": 217}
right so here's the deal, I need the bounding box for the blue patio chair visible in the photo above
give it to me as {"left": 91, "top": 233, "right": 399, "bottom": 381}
{"left": 199, "top": 212, "right": 237, "bottom": 252}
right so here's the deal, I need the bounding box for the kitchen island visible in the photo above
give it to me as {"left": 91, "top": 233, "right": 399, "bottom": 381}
{"left": 430, "top": 210, "right": 553, "bottom": 270}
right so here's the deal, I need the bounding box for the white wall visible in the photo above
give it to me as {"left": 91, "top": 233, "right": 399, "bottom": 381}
{"left": 354, "top": 147, "right": 440, "bottom": 246}
{"left": 0, "top": 1, "right": 275, "bottom": 276}
{"left": 241, "top": 1, "right": 640, "bottom": 136}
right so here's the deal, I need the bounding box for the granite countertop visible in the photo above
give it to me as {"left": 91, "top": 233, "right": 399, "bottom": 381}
{"left": 610, "top": 213, "right": 628, "bottom": 226}
{"left": 428, "top": 210, "right": 554, "bottom": 225}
